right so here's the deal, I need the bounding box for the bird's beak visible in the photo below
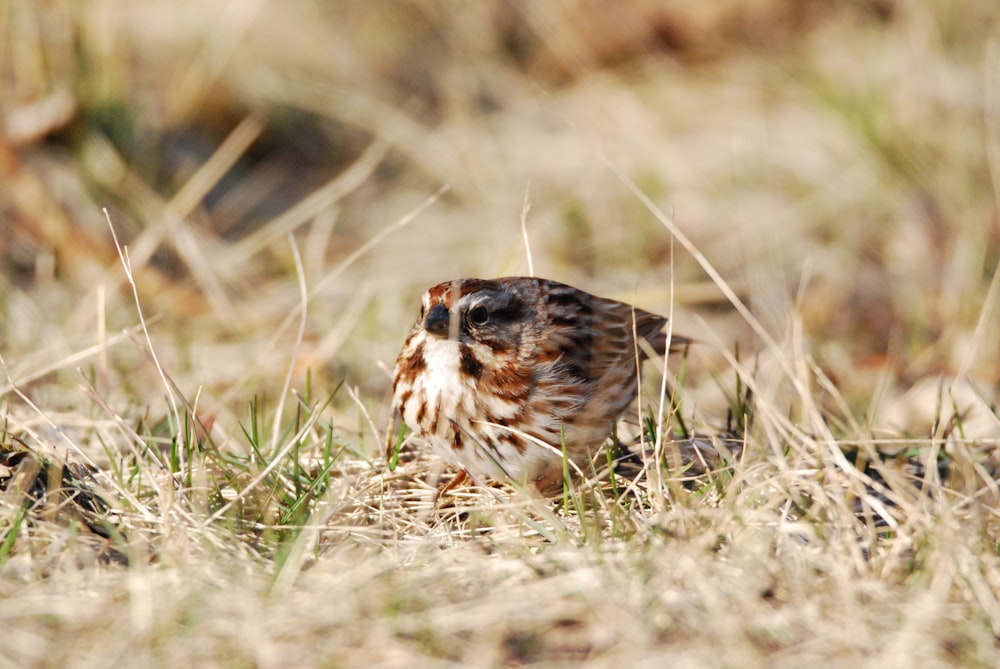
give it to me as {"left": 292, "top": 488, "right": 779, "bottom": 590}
{"left": 424, "top": 303, "right": 450, "bottom": 337}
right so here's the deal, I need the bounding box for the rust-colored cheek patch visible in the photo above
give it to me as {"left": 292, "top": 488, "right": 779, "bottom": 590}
{"left": 395, "top": 341, "right": 427, "bottom": 385}
{"left": 459, "top": 345, "right": 484, "bottom": 379}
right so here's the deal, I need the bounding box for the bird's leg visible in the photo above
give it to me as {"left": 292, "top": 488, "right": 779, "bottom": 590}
{"left": 435, "top": 468, "right": 469, "bottom": 501}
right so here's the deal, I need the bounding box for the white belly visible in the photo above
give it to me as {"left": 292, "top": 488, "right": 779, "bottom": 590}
{"left": 399, "top": 334, "right": 562, "bottom": 483}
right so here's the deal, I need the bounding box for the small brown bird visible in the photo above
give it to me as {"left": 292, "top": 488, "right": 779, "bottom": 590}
{"left": 388, "top": 277, "right": 688, "bottom": 490}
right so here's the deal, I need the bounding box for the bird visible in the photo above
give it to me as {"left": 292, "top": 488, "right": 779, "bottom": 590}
{"left": 388, "top": 277, "right": 688, "bottom": 492}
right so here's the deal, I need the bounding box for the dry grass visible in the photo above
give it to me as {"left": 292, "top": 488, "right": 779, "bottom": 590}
{"left": 2, "top": 1, "right": 1000, "bottom": 667}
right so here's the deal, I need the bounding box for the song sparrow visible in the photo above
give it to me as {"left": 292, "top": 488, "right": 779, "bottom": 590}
{"left": 388, "top": 277, "right": 688, "bottom": 491}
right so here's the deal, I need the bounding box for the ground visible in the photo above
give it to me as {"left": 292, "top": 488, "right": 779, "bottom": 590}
{"left": 1, "top": 1, "right": 999, "bottom": 667}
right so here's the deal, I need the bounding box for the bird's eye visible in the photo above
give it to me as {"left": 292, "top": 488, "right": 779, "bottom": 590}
{"left": 467, "top": 305, "right": 490, "bottom": 326}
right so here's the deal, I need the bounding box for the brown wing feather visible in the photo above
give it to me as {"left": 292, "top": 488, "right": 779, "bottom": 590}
{"left": 535, "top": 279, "right": 684, "bottom": 384}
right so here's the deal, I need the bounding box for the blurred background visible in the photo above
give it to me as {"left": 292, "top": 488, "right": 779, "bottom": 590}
{"left": 1, "top": 0, "right": 997, "bottom": 440}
